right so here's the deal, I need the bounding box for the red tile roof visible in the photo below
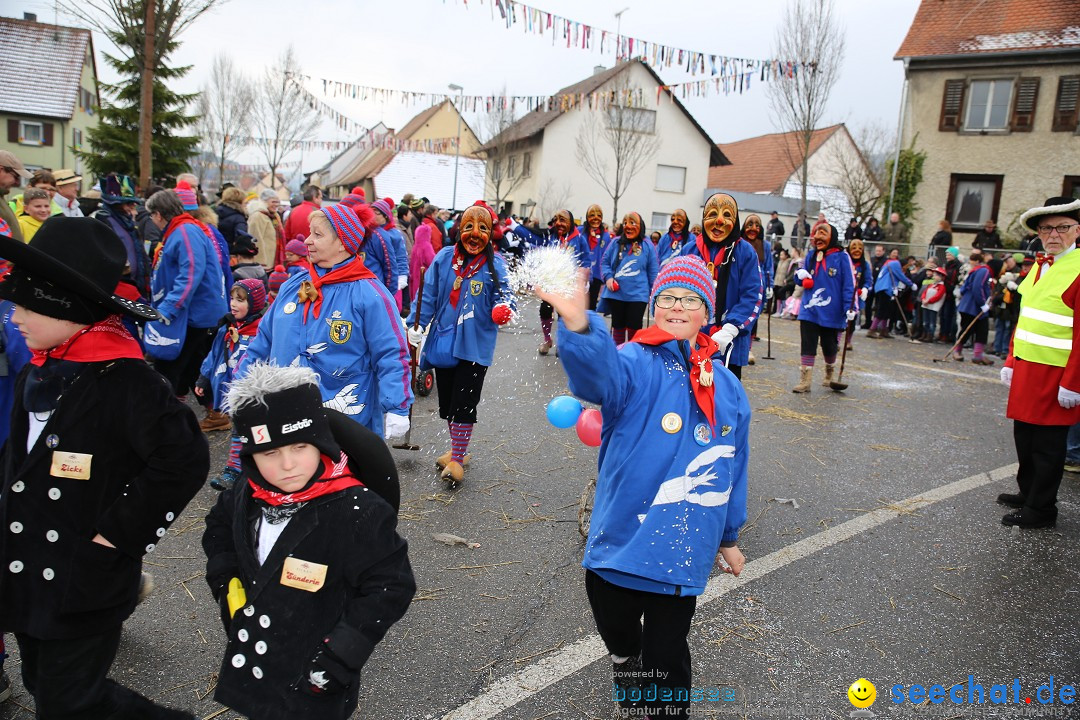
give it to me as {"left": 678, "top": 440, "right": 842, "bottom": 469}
{"left": 706, "top": 125, "right": 843, "bottom": 194}
{"left": 896, "top": 0, "right": 1080, "bottom": 59}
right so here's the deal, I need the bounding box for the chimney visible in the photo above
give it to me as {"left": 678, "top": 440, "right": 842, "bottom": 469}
{"left": 593, "top": 65, "right": 607, "bottom": 76}
{"left": 24, "top": 12, "right": 37, "bottom": 21}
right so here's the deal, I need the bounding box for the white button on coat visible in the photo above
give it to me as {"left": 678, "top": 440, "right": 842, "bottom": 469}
{"left": 252, "top": 666, "right": 263, "bottom": 679}
{"left": 46, "top": 530, "right": 58, "bottom": 542}
{"left": 254, "top": 640, "right": 267, "bottom": 654}
{"left": 9, "top": 561, "right": 23, "bottom": 573}
{"left": 42, "top": 568, "right": 54, "bottom": 580}
{"left": 48, "top": 488, "right": 61, "bottom": 500}
{"left": 259, "top": 615, "right": 270, "bottom": 628}
{"left": 11, "top": 481, "right": 24, "bottom": 493}
{"left": 9, "top": 522, "right": 22, "bottom": 534}
{"left": 231, "top": 654, "right": 246, "bottom": 668}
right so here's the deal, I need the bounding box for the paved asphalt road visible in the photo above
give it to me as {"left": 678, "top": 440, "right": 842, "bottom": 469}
{"left": 3, "top": 298, "right": 1078, "bottom": 720}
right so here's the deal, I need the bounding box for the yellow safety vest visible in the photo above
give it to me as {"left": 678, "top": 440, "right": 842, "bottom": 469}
{"left": 1013, "top": 249, "right": 1080, "bottom": 367}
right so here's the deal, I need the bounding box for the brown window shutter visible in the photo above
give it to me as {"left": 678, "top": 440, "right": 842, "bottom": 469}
{"left": 43, "top": 123, "right": 54, "bottom": 146}
{"left": 1009, "top": 77, "right": 1040, "bottom": 132}
{"left": 1052, "top": 75, "right": 1080, "bottom": 132}
{"left": 939, "top": 79, "right": 966, "bottom": 131}
{"left": 7, "top": 119, "right": 17, "bottom": 143}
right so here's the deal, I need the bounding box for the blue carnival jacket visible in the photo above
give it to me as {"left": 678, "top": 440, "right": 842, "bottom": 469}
{"left": 383, "top": 226, "right": 408, "bottom": 286}
{"left": 559, "top": 313, "right": 750, "bottom": 595}
{"left": 199, "top": 317, "right": 261, "bottom": 410}
{"left": 151, "top": 222, "right": 229, "bottom": 329}
{"left": 581, "top": 226, "right": 613, "bottom": 280}
{"left": 657, "top": 231, "right": 692, "bottom": 267}
{"left": 208, "top": 224, "right": 234, "bottom": 294}
{"left": 600, "top": 239, "right": 660, "bottom": 304}
{"left": 872, "top": 258, "right": 916, "bottom": 297}
{"left": 361, "top": 228, "right": 396, "bottom": 289}
{"left": 798, "top": 249, "right": 856, "bottom": 330}
{"left": 511, "top": 225, "right": 591, "bottom": 269}
{"left": 852, "top": 257, "right": 873, "bottom": 311}
{"left": 240, "top": 259, "right": 412, "bottom": 436}
{"left": 408, "top": 247, "right": 515, "bottom": 367}
{"left": 958, "top": 264, "right": 993, "bottom": 315}
{"left": 679, "top": 238, "right": 763, "bottom": 367}
{"left": 0, "top": 302, "right": 31, "bottom": 446}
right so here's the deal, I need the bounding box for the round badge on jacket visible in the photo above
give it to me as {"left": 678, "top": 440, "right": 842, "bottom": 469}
{"left": 661, "top": 412, "right": 682, "bottom": 433}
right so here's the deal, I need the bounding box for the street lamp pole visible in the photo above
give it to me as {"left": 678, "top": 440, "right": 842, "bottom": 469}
{"left": 448, "top": 84, "right": 463, "bottom": 212}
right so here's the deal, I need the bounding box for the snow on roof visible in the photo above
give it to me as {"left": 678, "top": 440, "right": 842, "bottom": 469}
{"left": 373, "top": 152, "right": 486, "bottom": 211}
{"left": 0, "top": 16, "right": 93, "bottom": 119}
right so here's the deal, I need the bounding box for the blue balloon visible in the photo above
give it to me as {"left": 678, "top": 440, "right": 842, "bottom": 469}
{"left": 546, "top": 395, "right": 583, "bottom": 429}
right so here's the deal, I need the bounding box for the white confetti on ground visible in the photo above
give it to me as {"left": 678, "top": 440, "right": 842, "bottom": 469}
{"left": 507, "top": 245, "right": 580, "bottom": 298}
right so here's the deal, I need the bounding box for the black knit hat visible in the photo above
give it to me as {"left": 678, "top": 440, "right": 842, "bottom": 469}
{"left": 231, "top": 381, "right": 339, "bottom": 459}
{"left": 0, "top": 216, "right": 159, "bottom": 323}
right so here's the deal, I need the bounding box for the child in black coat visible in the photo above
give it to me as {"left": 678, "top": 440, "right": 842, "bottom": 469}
{"left": 202, "top": 362, "right": 415, "bottom": 720}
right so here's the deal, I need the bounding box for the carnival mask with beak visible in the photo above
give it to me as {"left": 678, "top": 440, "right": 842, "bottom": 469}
{"left": 459, "top": 206, "right": 492, "bottom": 255}
{"left": 586, "top": 204, "right": 603, "bottom": 230}
{"left": 703, "top": 193, "right": 739, "bottom": 247}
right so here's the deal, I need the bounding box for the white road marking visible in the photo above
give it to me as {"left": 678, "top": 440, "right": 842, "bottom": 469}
{"left": 892, "top": 361, "right": 1001, "bottom": 384}
{"left": 441, "top": 463, "right": 1018, "bottom": 720}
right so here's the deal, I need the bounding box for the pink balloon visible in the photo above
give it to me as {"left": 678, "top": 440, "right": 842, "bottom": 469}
{"left": 575, "top": 408, "right": 602, "bottom": 447}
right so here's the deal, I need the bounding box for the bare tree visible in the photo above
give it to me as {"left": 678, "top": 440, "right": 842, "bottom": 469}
{"left": 574, "top": 74, "right": 661, "bottom": 221}
{"left": 535, "top": 178, "right": 574, "bottom": 225}
{"left": 829, "top": 123, "right": 889, "bottom": 222}
{"left": 197, "top": 53, "right": 254, "bottom": 191}
{"left": 479, "top": 89, "right": 527, "bottom": 215}
{"left": 251, "top": 47, "right": 320, "bottom": 190}
{"left": 767, "top": 0, "right": 844, "bottom": 246}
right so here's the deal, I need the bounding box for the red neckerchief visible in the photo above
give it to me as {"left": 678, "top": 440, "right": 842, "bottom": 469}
{"left": 297, "top": 256, "right": 375, "bottom": 323}
{"left": 248, "top": 451, "right": 363, "bottom": 506}
{"left": 154, "top": 213, "right": 214, "bottom": 268}
{"left": 1033, "top": 253, "right": 1054, "bottom": 284}
{"left": 586, "top": 226, "right": 603, "bottom": 251}
{"left": 812, "top": 246, "right": 841, "bottom": 276}
{"left": 633, "top": 327, "right": 720, "bottom": 430}
{"left": 558, "top": 227, "right": 581, "bottom": 248}
{"left": 30, "top": 314, "right": 143, "bottom": 367}
{"left": 449, "top": 248, "right": 488, "bottom": 307}
{"left": 227, "top": 314, "right": 262, "bottom": 353}
{"left": 694, "top": 235, "right": 731, "bottom": 280}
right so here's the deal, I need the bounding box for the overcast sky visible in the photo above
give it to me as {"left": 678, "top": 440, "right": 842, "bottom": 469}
{"left": 22, "top": 0, "right": 922, "bottom": 178}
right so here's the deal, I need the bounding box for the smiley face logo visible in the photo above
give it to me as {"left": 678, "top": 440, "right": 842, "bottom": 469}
{"left": 848, "top": 678, "right": 876, "bottom": 709}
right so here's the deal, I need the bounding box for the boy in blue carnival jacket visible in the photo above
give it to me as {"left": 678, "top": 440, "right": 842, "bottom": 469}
{"left": 537, "top": 255, "right": 748, "bottom": 720}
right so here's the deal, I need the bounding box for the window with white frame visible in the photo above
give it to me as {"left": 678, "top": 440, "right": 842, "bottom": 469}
{"left": 19, "top": 121, "right": 43, "bottom": 145}
{"left": 965, "top": 79, "right": 1012, "bottom": 130}
{"left": 651, "top": 212, "right": 672, "bottom": 234}
{"left": 508, "top": 154, "right": 518, "bottom": 178}
{"left": 655, "top": 165, "right": 686, "bottom": 193}
{"left": 607, "top": 107, "right": 657, "bottom": 134}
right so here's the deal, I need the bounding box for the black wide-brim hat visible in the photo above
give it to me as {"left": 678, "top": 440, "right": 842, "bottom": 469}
{"left": 0, "top": 216, "right": 160, "bottom": 321}
{"left": 1019, "top": 197, "right": 1080, "bottom": 232}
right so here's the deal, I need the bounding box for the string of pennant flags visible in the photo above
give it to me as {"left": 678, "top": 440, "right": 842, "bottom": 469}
{"left": 455, "top": 0, "right": 812, "bottom": 81}
{"left": 229, "top": 133, "right": 460, "bottom": 154}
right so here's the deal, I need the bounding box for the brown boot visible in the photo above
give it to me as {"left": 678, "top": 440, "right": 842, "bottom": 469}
{"left": 441, "top": 461, "right": 465, "bottom": 486}
{"left": 792, "top": 366, "right": 813, "bottom": 393}
{"left": 199, "top": 409, "right": 231, "bottom": 432}
{"left": 821, "top": 364, "right": 835, "bottom": 387}
{"left": 538, "top": 339, "right": 553, "bottom": 355}
{"left": 435, "top": 452, "right": 471, "bottom": 470}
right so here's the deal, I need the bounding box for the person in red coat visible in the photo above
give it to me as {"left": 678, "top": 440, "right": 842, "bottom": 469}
{"left": 999, "top": 197, "right": 1080, "bottom": 528}
{"left": 284, "top": 186, "right": 322, "bottom": 240}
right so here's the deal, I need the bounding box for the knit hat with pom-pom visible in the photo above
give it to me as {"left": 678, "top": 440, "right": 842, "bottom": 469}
{"left": 371, "top": 197, "right": 394, "bottom": 220}
{"left": 285, "top": 238, "right": 308, "bottom": 257}
{"left": 268, "top": 265, "right": 290, "bottom": 296}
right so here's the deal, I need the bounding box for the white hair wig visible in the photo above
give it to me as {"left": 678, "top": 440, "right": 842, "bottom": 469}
{"left": 225, "top": 362, "right": 320, "bottom": 414}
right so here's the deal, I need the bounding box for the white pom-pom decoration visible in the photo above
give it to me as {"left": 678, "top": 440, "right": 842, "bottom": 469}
{"left": 508, "top": 245, "right": 581, "bottom": 298}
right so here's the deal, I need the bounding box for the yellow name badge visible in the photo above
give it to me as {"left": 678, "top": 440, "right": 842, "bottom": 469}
{"left": 280, "top": 556, "right": 328, "bottom": 592}
{"left": 50, "top": 451, "right": 92, "bottom": 480}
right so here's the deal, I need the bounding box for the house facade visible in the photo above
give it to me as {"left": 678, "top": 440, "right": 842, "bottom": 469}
{"left": 895, "top": 0, "right": 1080, "bottom": 248}
{"left": 481, "top": 60, "right": 726, "bottom": 232}
{"left": 707, "top": 124, "right": 882, "bottom": 229}
{"left": 0, "top": 14, "right": 100, "bottom": 193}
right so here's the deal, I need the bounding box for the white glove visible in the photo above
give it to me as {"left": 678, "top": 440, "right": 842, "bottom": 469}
{"left": 397, "top": 276, "right": 409, "bottom": 291}
{"left": 766, "top": 286, "right": 774, "bottom": 300}
{"left": 795, "top": 269, "right": 811, "bottom": 281}
{"left": 953, "top": 287, "right": 962, "bottom": 299}
{"left": 407, "top": 326, "right": 425, "bottom": 347}
{"left": 506, "top": 217, "right": 520, "bottom": 232}
{"left": 895, "top": 284, "right": 905, "bottom": 296}
{"left": 1007, "top": 281, "right": 1018, "bottom": 291}
{"left": 859, "top": 287, "right": 868, "bottom": 301}
{"left": 1058, "top": 386, "right": 1080, "bottom": 409}
{"left": 1000, "top": 366, "right": 1012, "bottom": 387}
{"left": 846, "top": 310, "right": 858, "bottom": 322}
{"left": 507, "top": 236, "right": 520, "bottom": 248}
{"left": 980, "top": 301, "right": 991, "bottom": 315}
{"left": 384, "top": 412, "right": 410, "bottom": 440}
{"left": 710, "top": 323, "right": 739, "bottom": 353}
